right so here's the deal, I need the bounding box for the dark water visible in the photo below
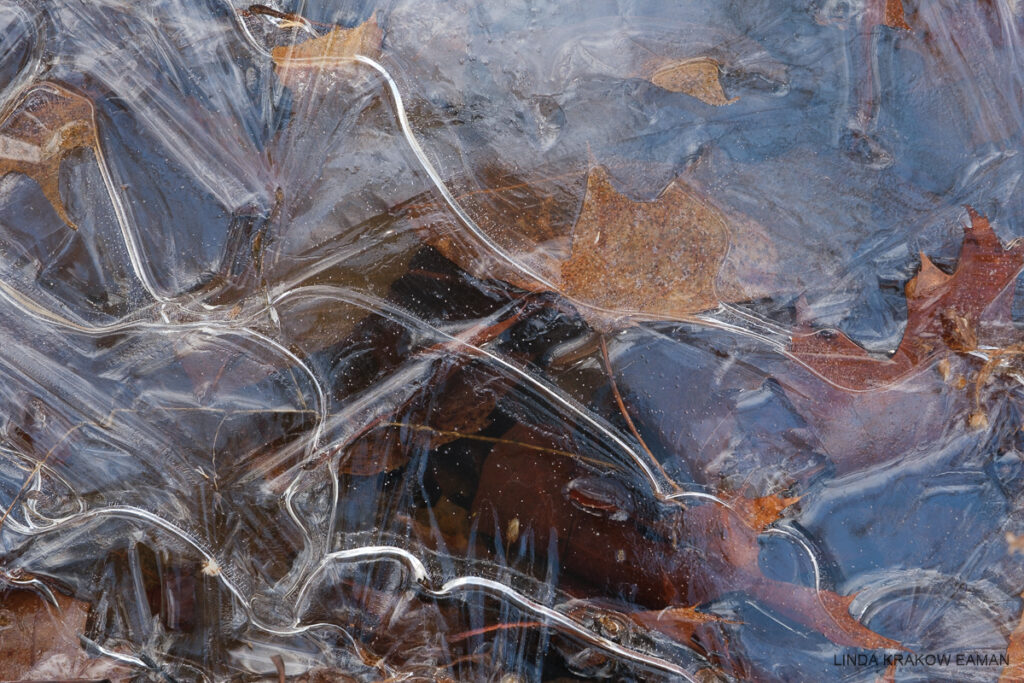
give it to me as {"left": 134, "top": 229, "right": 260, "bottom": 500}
{"left": 0, "top": 1, "right": 1023, "bottom": 681}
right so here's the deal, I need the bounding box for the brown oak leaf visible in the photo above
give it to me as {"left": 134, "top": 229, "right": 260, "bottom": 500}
{"left": 790, "top": 208, "right": 1024, "bottom": 391}
{"left": 558, "top": 165, "right": 730, "bottom": 320}
{"left": 0, "top": 83, "right": 99, "bottom": 229}
{"left": 422, "top": 164, "right": 742, "bottom": 327}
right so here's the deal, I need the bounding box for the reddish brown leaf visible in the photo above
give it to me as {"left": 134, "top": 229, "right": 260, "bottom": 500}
{"left": 777, "top": 357, "right": 970, "bottom": 473}
{"left": 444, "top": 164, "right": 733, "bottom": 324}
{"left": 415, "top": 161, "right": 780, "bottom": 326}
{"left": 472, "top": 424, "right": 902, "bottom": 652}
{"left": 877, "top": 0, "right": 912, "bottom": 30}
{"left": 0, "top": 587, "right": 129, "bottom": 681}
{"left": 790, "top": 208, "right": 1024, "bottom": 391}
{"left": 0, "top": 83, "right": 99, "bottom": 229}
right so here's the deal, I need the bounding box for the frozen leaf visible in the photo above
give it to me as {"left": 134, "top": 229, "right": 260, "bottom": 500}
{"left": 473, "top": 425, "right": 902, "bottom": 652}
{"left": 645, "top": 57, "right": 738, "bottom": 106}
{"left": 446, "top": 164, "right": 734, "bottom": 323}
{"left": 721, "top": 491, "right": 800, "bottom": 533}
{"left": 271, "top": 14, "right": 383, "bottom": 89}
{"left": 872, "top": 0, "right": 911, "bottom": 31}
{"left": 0, "top": 83, "right": 99, "bottom": 229}
{"left": 419, "top": 163, "right": 778, "bottom": 327}
{"left": 559, "top": 166, "right": 729, "bottom": 321}
{"left": 790, "top": 208, "right": 1024, "bottom": 390}
{"left": 0, "top": 587, "right": 128, "bottom": 681}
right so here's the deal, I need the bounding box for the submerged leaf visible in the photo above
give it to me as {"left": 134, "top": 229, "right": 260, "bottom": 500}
{"left": 271, "top": 14, "right": 383, "bottom": 88}
{"left": 0, "top": 83, "right": 99, "bottom": 229}
{"left": 559, "top": 165, "right": 730, "bottom": 321}
{"left": 472, "top": 424, "right": 902, "bottom": 653}
{"left": 790, "top": 208, "right": 1024, "bottom": 390}
{"left": 418, "top": 162, "right": 779, "bottom": 327}
{"left": 0, "top": 588, "right": 128, "bottom": 680}
{"left": 876, "top": 0, "right": 911, "bottom": 31}
{"left": 646, "top": 57, "right": 738, "bottom": 106}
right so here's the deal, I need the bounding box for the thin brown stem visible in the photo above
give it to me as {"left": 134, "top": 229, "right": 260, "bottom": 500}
{"left": 447, "top": 620, "right": 545, "bottom": 643}
{"left": 598, "top": 334, "right": 680, "bottom": 493}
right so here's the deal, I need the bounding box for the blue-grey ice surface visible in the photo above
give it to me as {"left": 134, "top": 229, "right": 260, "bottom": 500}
{"left": 0, "top": 1, "right": 1023, "bottom": 681}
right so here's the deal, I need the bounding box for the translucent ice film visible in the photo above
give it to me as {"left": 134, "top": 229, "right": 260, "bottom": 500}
{"left": 1, "top": 1, "right": 1024, "bottom": 681}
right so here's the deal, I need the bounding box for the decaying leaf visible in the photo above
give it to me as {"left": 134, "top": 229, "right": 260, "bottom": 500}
{"left": 0, "top": 82, "right": 99, "bottom": 229}
{"left": 271, "top": 14, "right": 383, "bottom": 89}
{"left": 875, "top": 0, "right": 911, "bottom": 31}
{"left": 472, "top": 424, "right": 903, "bottom": 653}
{"left": 721, "top": 490, "right": 800, "bottom": 532}
{"left": 559, "top": 165, "right": 730, "bottom": 321}
{"left": 451, "top": 164, "right": 733, "bottom": 323}
{"left": 0, "top": 587, "right": 129, "bottom": 681}
{"left": 645, "top": 57, "right": 739, "bottom": 106}
{"left": 790, "top": 208, "right": 1024, "bottom": 391}
{"left": 414, "top": 160, "right": 780, "bottom": 327}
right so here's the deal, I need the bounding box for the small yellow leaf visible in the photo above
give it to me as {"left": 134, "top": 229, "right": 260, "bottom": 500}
{"left": 648, "top": 57, "right": 738, "bottom": 106}
{"left": 271, "top": 14, "right": 383, "bottom": 89}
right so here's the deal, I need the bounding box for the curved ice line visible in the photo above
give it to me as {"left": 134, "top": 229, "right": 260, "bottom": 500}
{"left": 0, "top": 288, "right": 327, "bottom": 460}
{"left": 90, "top": 106, "right": 168, "bottom": 303}
{"left": 664, "top": 489, "right": 736, "bottom": 509}
{"left": 300, "top": 546, "right": 699, "bottom": 682}
{"left": 0, "top": 3, "right": 45, "bottom": 112}
{"left": 271, "top": 285, "right": 676, "bottom": 498}
{"left": 349, "top": 54, "right": 560, "bottom": 292}
{"left": 15, "top": 504, "right": 254, "bottom": 612}
{"left": 235, "top": 326, "right": 326, "bottom": 459}
{"left": 763, "top": 525, "right": 824, "bottom": 594}
{"left": 228, "top": 12, "right": 558, "bottom": 289}
{"left": 0, "top": 569, "right": 58, "bottom": 607}
{"left": 18, "top": 503, "right": 696, "bottom": 679}
{"left": 79, "top": 635, "right": 151, "bottom": 671}
{"left": 0, "top": 79, "right": 166, "bottom": 303}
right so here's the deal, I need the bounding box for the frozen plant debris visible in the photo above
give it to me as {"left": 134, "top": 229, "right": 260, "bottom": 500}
{"left": 0, "top": 1, "right": 1023, "bottom": 681}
